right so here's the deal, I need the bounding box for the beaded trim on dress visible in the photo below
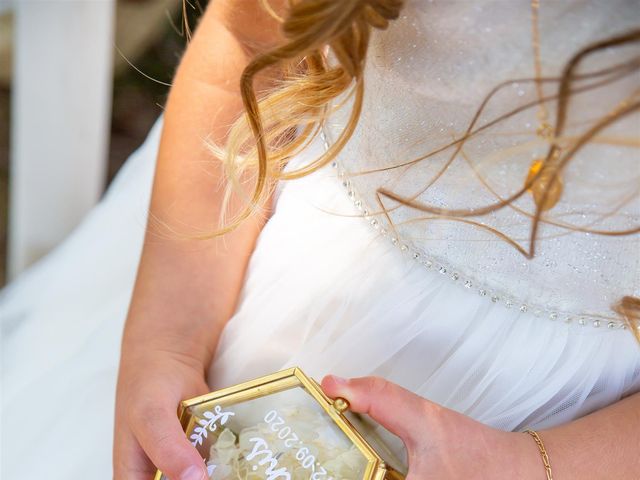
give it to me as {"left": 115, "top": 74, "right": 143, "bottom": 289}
{"left": 320, "top": 126, "right": 630, "bottom": 332}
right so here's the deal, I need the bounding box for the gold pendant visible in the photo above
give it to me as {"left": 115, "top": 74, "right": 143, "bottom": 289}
{"left": 526, "top": 159, "right": 563, "bottom": 212}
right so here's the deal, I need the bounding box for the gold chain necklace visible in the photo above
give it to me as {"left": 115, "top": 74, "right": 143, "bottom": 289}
{"left": 525, "top": 0, "right": 563, "bottom": 212}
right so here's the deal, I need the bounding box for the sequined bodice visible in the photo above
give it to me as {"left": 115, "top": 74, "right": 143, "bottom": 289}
{"left": 325, "top": 0, "right": 640, "bottom": 327}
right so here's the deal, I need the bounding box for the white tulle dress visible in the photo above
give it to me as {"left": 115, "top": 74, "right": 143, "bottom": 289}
{"left": 2, "top": 0, "right": 639, "bottom": 477}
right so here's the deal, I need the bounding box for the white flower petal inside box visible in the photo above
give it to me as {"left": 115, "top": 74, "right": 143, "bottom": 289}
{"left": 154, "top": 368, "right": 406, "bottom": 480}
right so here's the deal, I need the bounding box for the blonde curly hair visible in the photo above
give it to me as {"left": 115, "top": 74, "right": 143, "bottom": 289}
{"left": 206, "top": 0, "right": 404, "bottom": 234}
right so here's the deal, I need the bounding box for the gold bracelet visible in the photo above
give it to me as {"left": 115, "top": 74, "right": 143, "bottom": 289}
{"left": 524, "top": 429, "right": 553, "bottom": 480}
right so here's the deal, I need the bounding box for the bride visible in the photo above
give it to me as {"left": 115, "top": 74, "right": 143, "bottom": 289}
{"left": 1, "top": 0, "right": 639, "bottom": 479}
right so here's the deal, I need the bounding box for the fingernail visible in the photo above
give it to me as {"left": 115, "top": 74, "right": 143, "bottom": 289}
{"left": 180, "top": 465, "right": 206, "bottom": 480}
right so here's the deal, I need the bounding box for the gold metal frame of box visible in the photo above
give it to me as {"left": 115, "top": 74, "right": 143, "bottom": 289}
{"left": 153, "top": 367, "right": 404, "bottom": 480}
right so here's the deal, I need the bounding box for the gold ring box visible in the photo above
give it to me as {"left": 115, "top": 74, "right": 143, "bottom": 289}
{"left": 154, "top": 367, "right": 406, "bottom": 480}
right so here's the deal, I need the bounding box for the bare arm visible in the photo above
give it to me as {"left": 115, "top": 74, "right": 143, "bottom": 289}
{"left": 537, "top": 391, "right": 640, "bottom": 478}
{"left": 114, "top": 2, "right": 286, "bottom": 479}
{"left": 126, "top": 0, "right": 284, "bottom": 374}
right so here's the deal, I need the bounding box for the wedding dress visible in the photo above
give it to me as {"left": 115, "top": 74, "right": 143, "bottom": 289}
{"left": 1, "top": 0, "right": 639, "bottom": 477}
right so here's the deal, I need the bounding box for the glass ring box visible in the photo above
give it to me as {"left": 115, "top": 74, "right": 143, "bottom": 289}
{"left": 154, "top": 367, "right": 406, "bottom": 480}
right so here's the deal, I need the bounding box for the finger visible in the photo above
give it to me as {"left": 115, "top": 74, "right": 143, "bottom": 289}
{"left": 128, "top": 402, "right": 207, "bottom": 480}
{"left": 321, "top": 375, "right": 428, "bottom": 445}
{"left": 113, "top": 418, "right": 158, "bottom": 480}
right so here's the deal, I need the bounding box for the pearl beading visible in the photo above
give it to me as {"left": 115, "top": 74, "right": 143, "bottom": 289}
{"left": 318, "top": 128, "right": 628, "bottom": 331}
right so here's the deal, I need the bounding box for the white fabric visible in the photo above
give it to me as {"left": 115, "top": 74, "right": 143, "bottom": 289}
{"left": 1, "top": 0, "right": 639, "bottom": 477}
{"left": 208, "top": 128, "right": 640, "bottom": 465}
{"left": 1, "top": 120, "right": 160, "bottom": 478}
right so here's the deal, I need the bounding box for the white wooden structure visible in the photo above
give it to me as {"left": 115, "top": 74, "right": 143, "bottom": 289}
{"left": 7, "top": 0, "right": 116, "bottom": 279}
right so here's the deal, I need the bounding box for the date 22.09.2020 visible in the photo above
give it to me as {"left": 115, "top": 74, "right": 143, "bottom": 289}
{"left": 247, "top": 409, "right": 336, "bottom": 480}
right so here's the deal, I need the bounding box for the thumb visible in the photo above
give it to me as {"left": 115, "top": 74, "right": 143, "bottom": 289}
{"left": 321, "top": 375, "right": 427, "bottom": 446}
{"left": 129, "top": 402, "right": 207, "bottom": 480}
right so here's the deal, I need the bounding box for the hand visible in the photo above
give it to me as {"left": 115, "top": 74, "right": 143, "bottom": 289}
{"left": 113, "top": 340, "right": 211, "bottom": 480}
{"left": 321, "top": 375, "right": 541, "bottom": 480}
